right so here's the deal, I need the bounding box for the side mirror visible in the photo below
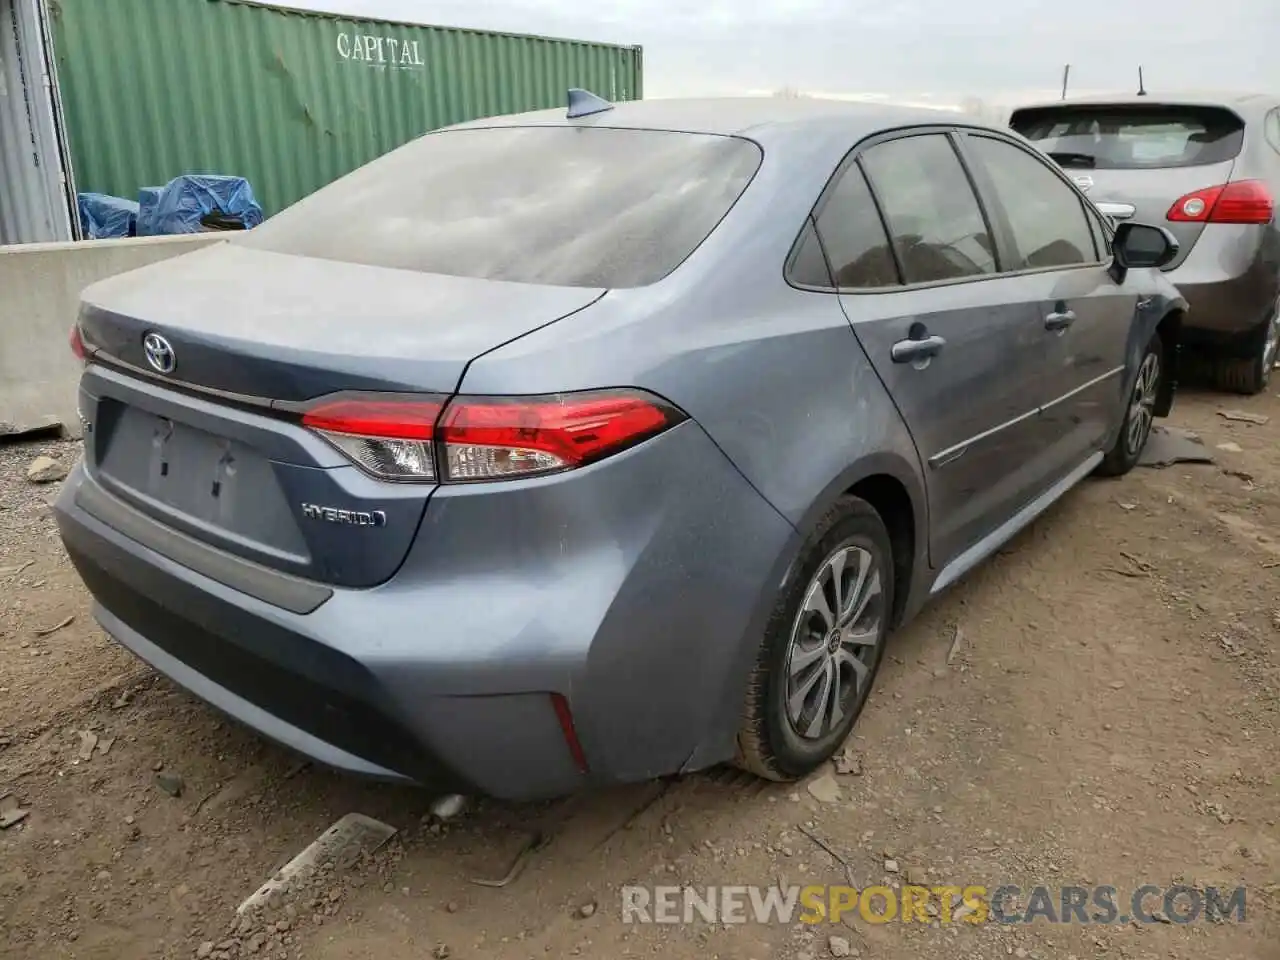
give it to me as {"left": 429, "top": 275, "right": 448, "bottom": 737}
{"left": 1109, "top": 221, "right": 1179, "bottom": 282}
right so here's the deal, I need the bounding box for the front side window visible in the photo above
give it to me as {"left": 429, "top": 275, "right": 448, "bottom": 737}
{"left": 965, "top": 135, "right": 1098, "bottom": 270}
{"left": 1086, "top": 204, "right": 1112, "bottom": 259}
{"left": 859, "top": 134, "right": 997, "bottom": 284}
{"left": 240, "top": 126, "right": 762, "bottom": 289}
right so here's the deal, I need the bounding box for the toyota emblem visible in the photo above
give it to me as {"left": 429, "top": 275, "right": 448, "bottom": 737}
{"left": 1072, "top": 175, "right": 1095, "bottom": 193}
{"left": 142, "top": 332, "right": 176, "bottom": 374}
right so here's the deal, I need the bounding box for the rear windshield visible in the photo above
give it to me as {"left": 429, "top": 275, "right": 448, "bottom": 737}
{"left": 1010, "top": 104, "right": 1245, "bottom": 170}
{"left": 239, "top": 126, "right": 762, "bottom": 288}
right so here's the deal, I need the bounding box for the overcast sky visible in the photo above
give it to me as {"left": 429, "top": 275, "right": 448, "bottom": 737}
{"left": 273, "top": 0, "right": 1280, "bottom": 102}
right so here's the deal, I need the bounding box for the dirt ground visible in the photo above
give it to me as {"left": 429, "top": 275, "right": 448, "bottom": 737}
{"left": 1, "top": 387, "right": 1277, "bottom": 960}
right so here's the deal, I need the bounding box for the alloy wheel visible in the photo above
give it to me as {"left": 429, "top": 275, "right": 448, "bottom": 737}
{"left": 784, "top": 544, "right": 884, "bottom": 741}
{"left": 1126, "top": 351, "right": 1160, "bottom": 457}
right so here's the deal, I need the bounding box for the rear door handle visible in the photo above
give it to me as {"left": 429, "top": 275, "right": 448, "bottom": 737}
{"left": 1044, "top": 310, "right": 1077, "bottom": 332}
{"left": 891, "top": 334, "right": 947, "bottom": 363}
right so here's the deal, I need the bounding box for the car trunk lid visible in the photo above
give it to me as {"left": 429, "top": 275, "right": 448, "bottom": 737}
{"left": 77, "top": 242, "right": 604, "bottom": 589}
{"left": 79, "top": 241, "right": 605, "bottom": 402}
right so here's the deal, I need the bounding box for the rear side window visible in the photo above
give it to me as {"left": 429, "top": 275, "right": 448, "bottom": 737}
{"left": 1011, "top": 104, "right": 1245, "bottom": 170}
{"left": 788, "top": 220, "right": 834, "bottom": 287}
{"left": 860, "top": 134, "right": 997, "bottom": 284}
{"left": 964, "top": 135, "right": 1098, "bottom": 269}
{"left": 811, "top": 164, "right": 899, "bottom": 288}
{"left": 239, "top": 126, "right": 762, "bottom": 288}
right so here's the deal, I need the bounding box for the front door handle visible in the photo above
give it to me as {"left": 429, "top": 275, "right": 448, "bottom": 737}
{"left": 1044, "top": 309, "right": 1077, "bottom": 332}
{"left": 891, "top": 334, "right": 947, "bottom": 363}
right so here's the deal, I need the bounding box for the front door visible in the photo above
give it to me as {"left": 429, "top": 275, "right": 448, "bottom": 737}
{"left": 815, "top": 131, "right": 1058, "bottom": 567}
{"left": 957, "top": 132, "right": 1139, "bottom": 476}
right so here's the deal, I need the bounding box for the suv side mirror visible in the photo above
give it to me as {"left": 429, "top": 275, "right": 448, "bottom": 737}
{"left": 1109, "top": 221, "right": 1179, "bottom": 282}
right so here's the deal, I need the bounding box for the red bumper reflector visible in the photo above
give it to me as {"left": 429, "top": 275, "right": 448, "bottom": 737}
{"left": 550, "top": 693, "right": 589, "bottom": 773}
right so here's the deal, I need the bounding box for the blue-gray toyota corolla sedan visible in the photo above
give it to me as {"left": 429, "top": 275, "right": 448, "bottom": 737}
{"left": 56, "top": 96, "right": 1187, "bottom": 800}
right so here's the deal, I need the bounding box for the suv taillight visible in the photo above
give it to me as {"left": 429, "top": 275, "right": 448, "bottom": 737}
{"left": 302, "top": 389, "right": 685, "bottom": 483}
{"left": 70, "top": 324, "right": 88, "bottom": 363}
{"left": 1167, "top": 180, "right": 1274, "bottom": 225}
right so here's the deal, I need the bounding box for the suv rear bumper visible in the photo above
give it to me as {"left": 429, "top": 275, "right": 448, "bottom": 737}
{"left": 54, "top": 419, "right": 796, "bottom": 801}
{"left": 1166, "top": 224, "right": 1280, "bottom": 342}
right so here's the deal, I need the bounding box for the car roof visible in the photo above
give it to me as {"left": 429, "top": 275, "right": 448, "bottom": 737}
{"left": 1011, "top": 90, "right": 1280, "bottom": 118}
{"left": 448, "top": 96, "right": 989, "bottom": 142}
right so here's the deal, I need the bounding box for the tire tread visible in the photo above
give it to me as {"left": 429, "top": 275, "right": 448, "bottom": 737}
{"left": 1210, "top": 355, "right": 1267, "bottom": 396}
{"left": 733, "top": 495, "right": 891, "bottom": 781}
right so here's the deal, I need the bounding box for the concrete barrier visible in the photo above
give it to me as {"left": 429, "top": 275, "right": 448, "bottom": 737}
{"left": 1, "top": 234, "right": 223, "bottom": 438}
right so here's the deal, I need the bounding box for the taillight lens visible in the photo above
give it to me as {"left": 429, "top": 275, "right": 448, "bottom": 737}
{"left": 1167, "top": 180, "right": 1274, "bottom": 224}
{"left": 301, "top": 389, "right": 684, "bottom": 483}
{"left": 302, "top": 398, "right": 444, "bottom": 481}
{"left": 70, "top": 324, "right": 87, "bottom": 363}
{"left": 439, "top": 390, "right": 682, "bottom": 481}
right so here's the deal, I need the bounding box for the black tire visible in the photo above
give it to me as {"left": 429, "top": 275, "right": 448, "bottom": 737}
{"left": 1096, "top": 330, "right": 1163, "bottom": 478}
{"left": 1211, "top": 315, "right": 1278, "bottom": 396}
{"left": 734, "top": 496, "right": 894, "bottom": 781}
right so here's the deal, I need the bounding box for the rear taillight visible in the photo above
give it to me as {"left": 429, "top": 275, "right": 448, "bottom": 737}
{"left": 1167, "top": 180, "right": 1274, "bottom": 225}
{"left": 438, "top": 391, "right": 681, "bottom": 481}
{"left": 70, "top": 324, "right": 87, "bottom": 363}
{"left": 302, "top": 398, "right": 444, "bottom": 481}
{"left": 302, "top": 389, "right": 684, "bottom": 484}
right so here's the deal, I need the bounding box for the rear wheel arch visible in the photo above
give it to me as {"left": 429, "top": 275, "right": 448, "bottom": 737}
{"left": 684, "top": 455, "right": 925, "bottom": 776}
{"left": 844, "top": 474, "right": 916, "bottom": 630}
{"left": 790, "top": 454, "right": 925, "bottom": 631}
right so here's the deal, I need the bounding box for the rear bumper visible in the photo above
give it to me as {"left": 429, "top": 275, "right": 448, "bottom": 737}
{"left": 1166, "top": 224, "right": 1280, "bottom": 341}
{"left": 55, "top": 420, "right": 797, "bottom": 801}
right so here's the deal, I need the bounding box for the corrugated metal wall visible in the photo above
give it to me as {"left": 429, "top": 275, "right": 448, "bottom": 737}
{"left": 1, "top": 0, "right": 73, "bottom": 243}
{"left": 48, "top": 0, "right": 642, "bottom": 216}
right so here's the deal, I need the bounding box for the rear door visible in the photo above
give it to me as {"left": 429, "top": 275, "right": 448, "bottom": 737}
{"left": 1010, "top": 102, "right": 1246, "bottom": 268}
{"left": 820, "top": 130, "right": 1057, "bottom": 566}
{"left": 957, "top": 131, "right": 1136, "bottom": 477}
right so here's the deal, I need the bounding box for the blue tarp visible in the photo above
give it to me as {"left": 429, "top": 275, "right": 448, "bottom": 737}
{"left": 77, "top": 193, "right": 138, "bottom": 239}
{"left": 137, "top": 186, "right": 164, "bottom": 237}
{"left": 150, "top": 175, "right": 264, "bottom": 235}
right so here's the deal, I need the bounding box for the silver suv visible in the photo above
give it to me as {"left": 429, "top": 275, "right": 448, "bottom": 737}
{"left": 1012, "top": 92, "right": 1280, "bottom": 394}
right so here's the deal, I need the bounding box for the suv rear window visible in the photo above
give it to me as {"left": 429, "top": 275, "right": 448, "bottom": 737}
{"left": 1010, "top": 104, "right": 1245, "bottom": 170}
{"left": 239, "top": 126, "right": 762, "bottom": 288}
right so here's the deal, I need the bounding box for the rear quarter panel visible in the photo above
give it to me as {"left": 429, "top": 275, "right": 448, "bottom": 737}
{"left": 459, "top": 130, "right": 934, "bottom": 769}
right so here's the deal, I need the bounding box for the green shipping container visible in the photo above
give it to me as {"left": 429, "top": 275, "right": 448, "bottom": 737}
{"left": 48, "top": 0, "right": 642, "bottom": 220}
